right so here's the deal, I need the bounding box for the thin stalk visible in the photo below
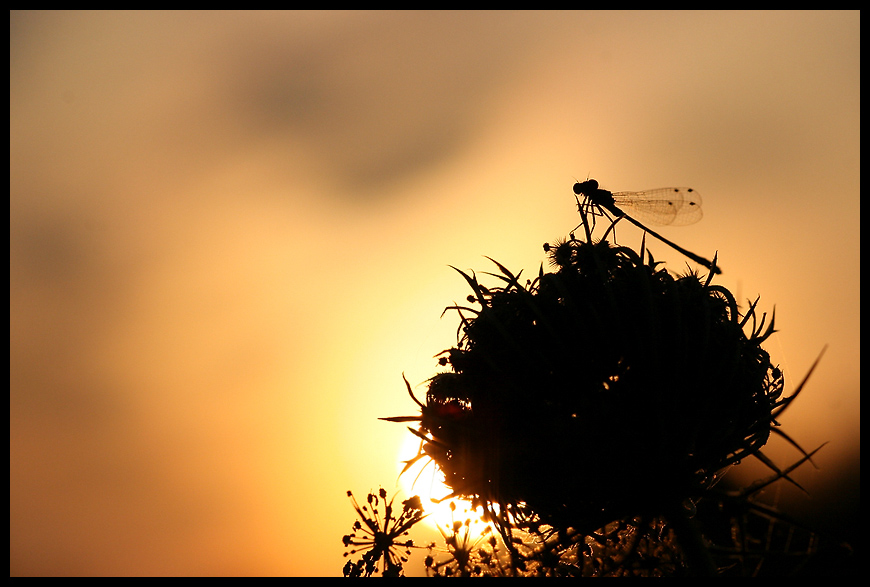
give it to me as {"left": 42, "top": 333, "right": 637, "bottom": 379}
{"left": 664, "top": 502, "right": 718, "bottom": 577}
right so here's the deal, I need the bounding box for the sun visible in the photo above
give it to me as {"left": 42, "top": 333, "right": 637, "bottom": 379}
{"left": 396, "top": 430, "right": 492, "bottom": 535}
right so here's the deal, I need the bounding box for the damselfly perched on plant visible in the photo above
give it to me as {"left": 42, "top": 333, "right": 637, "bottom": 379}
{"left": 573, "top": 179, "right": 721, "bottom": 274}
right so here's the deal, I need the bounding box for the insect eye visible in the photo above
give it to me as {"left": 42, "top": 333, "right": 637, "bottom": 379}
{"left": 573, "top": 179, "right": 599, "bottom": 195}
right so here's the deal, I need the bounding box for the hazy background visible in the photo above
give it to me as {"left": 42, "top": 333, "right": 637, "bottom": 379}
{"left": 11, "top": 11, "right": 859, "bottom": 576}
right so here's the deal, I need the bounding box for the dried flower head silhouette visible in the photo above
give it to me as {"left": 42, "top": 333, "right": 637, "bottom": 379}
{"left": 345, "top": 179, "right": 831, "bottom": 576}
{"left": 341, "top": 489, "right": 429, "bottom": 577}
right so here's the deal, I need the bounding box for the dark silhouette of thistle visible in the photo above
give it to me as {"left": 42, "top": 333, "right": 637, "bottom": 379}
{"left": 347, "top": 181, "right": 835, "bottom": 576}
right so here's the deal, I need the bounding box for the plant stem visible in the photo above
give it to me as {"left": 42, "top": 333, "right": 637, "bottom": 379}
{"left": 664, "top": 502, "right": 718, "bottom": 577}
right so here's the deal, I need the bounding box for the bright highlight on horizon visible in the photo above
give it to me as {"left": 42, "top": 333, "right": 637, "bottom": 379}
{"left": 396, "top": 431, "right": 492, "bottom": 535}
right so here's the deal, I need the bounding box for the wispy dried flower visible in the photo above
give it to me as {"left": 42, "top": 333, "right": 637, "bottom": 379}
{"left": 341, "top": 488, "right": 427, "bottom": 577}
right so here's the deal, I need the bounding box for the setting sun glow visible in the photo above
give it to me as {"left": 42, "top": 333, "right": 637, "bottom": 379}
{"left": 396, "top": 431, "right": 492, "bottom": 536}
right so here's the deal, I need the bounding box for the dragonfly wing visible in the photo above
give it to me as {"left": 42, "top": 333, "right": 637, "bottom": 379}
{"left": 612, "top": 188, "right": 703, "bottom": 226}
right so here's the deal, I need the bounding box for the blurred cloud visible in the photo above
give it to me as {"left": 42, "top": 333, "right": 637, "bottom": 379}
{"left": 11, "top": 10, "right": 859, "bottom": 576}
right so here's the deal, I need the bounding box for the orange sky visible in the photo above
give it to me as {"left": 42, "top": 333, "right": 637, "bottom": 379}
{"left": 10, "top": 11, "right": 859, "bottom": 576}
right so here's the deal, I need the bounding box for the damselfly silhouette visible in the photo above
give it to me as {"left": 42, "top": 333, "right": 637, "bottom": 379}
{"left": 573, "top": 179, "right": 721, "bottom": 274}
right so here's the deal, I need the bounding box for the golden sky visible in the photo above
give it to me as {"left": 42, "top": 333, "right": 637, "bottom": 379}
{"left": 10, "top": 11, "right": 859, "bottom": 576}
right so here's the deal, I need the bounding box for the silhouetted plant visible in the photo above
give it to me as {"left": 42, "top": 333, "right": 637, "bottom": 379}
{"left": 341, "top": 489, "right": 429, "bottom": 577}
{"left": 344, "top": 183, "right": 834, "bottom": 576}
{"left": 423, "top": 502, "right": 501, "bottom": 577}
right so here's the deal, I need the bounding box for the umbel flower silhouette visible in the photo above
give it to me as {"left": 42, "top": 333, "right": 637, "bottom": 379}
{"left": 344, "top": 181, "right": 829, "bottom": 576}
{"left": 341, "top": 489, "right": 428, "bottom": 577}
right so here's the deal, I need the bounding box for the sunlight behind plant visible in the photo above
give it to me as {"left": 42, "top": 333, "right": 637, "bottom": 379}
{"left": 397, "top": 431, "right": 492, "bottom": 535}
